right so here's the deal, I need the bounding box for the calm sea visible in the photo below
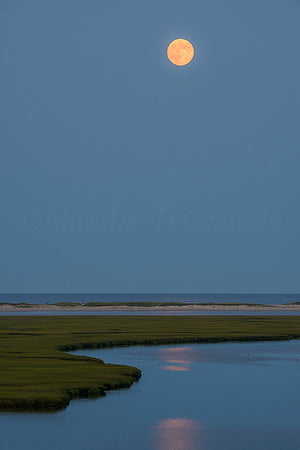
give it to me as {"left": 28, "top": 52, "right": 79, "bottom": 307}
{"left": 0, "top": 293, "right": 299, "bottom": 305}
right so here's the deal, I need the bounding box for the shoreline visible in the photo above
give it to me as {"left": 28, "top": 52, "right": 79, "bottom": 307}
{"left": 1, "top": 303, "right": 300, "bottom": 312}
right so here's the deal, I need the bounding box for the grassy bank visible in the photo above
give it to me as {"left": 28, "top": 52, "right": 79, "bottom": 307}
{"left": 0, "top": 301, "right": 276, "bottom": 307}
{"left": 1, "top": 315, "right": 300, "bottom": 412}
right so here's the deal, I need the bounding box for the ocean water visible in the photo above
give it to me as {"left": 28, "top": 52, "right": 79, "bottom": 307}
{"left": 1, "top": 340, "right": 300, "bottom": 450}
{"left": 0, "top": 293, "right": 299, "bottom": 305}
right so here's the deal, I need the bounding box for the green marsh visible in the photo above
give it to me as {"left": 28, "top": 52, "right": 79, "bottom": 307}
{"left": 1, "top": 315, "right": 300, "bottom": 411}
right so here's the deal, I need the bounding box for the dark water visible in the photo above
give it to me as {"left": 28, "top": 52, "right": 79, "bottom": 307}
{"left": 1, "top": 340, "right": 300, "bottom": 450}
{"left": 0, "top": 293, "right": 299, "bottom": 305}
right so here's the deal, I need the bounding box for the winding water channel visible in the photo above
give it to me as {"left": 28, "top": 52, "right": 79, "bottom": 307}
{"left": 1, "top": 340, "right": 300, "bottom": 449}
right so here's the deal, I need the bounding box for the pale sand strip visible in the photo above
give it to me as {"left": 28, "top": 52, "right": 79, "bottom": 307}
{"left": 1, "top": 304, "right": 300, "bottom": 312}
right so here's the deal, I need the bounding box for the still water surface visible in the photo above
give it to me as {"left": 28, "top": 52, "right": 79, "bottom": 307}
{"left": 1, "top": 340, "right": 300, "bottom": 449}
{"left": 1, "top": 293, "right": 300, "bottom": 304}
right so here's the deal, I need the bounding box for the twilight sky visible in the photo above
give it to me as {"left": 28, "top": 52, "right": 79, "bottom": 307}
{"left": 0, "top": 0, "right": 299, "bottom": 293}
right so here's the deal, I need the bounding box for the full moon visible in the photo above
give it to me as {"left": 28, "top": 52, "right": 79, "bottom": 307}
{"left": 167, "top": 39, "right": 194, "bottom": 66}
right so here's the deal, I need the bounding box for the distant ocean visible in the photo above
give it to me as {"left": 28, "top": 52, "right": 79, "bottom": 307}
{"left": 0, "top": 293, "right": 299, "bottom": 305}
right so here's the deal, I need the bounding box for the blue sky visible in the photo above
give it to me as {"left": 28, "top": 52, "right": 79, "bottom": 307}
{"left": 0, "top": 0, "right": 299, "bottom": 292}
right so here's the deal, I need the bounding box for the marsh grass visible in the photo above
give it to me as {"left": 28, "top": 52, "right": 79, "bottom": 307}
{"left": 1, "top": 315, "right": 300, "bottom": 411}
